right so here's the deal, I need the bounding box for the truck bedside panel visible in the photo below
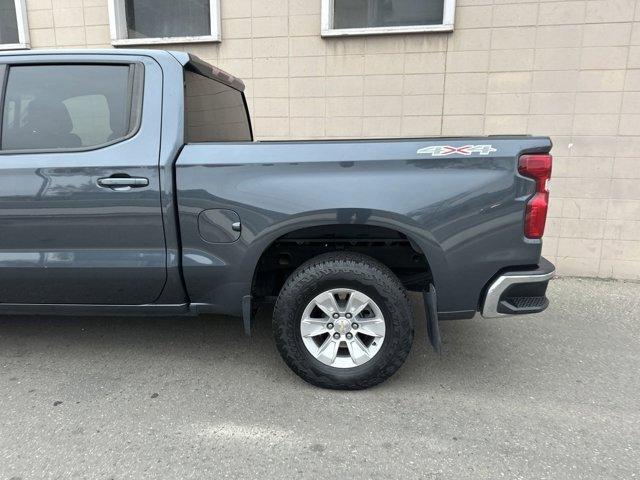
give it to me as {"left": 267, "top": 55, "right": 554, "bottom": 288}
{"left": 175, "top": 137, "right": 552, "bottom": 315}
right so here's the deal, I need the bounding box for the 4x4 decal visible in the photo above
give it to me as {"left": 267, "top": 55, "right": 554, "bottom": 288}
{"left": 417, "top": 145, "right": 497, "bottom": 156}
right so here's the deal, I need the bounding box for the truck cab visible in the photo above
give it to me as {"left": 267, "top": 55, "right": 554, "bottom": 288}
{"left": 0, "top": 50, "right": 247, "bottom": 310}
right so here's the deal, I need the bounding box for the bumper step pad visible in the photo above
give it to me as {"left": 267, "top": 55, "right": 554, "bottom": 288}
{"left": 499, "top": 295, "right": 549, "bottom": 315}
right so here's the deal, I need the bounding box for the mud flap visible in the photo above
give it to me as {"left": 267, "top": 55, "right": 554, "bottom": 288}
{"left": 242, "top": 295, "right": 252, "bottom": 336}
{"left": 423, "top": 284, "right": 441, "bottom": 353}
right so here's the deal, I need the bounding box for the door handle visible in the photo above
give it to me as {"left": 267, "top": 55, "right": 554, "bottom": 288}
{"left": 97, "top": 175, "right": 149, "bottom": 189}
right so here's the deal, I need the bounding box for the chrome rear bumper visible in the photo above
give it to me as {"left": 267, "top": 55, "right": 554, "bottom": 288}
{"left": 481, "top": 258, "right": 556, "bottom": 318}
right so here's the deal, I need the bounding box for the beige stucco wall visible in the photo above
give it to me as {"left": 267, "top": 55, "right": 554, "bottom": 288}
{"left": 21, "top": 0, "right": 640, "bottom": 280}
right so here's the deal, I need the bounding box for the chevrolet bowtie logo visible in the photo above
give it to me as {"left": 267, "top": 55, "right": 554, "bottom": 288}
{"left": 417, "top": 145, "right": 497, "bottom": 156}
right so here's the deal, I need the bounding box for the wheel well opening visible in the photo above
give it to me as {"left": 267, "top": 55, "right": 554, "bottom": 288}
{"left": 251, "top": 224, "right": 432, "bottom": 302}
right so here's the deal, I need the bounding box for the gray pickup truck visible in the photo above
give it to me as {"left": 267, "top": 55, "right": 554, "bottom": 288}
{"left": 0, "top": 49, "right": 555, "bottom": 389}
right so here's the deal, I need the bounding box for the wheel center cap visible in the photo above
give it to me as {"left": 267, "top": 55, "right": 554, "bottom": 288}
{"left": 334, "top": 318, "right": 351, "bottom": 335}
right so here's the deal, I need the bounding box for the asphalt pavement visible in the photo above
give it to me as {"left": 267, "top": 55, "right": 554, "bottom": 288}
{"left": 0, "top": 277, "right": 638, "bottom": 479}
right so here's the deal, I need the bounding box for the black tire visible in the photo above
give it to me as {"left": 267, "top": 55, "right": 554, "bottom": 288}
{"left": 273, "top": 252, "right": 414, "bottom": 390}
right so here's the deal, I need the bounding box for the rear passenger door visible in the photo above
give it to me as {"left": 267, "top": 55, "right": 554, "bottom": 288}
{"left": 0, "top": 55, "right": 166, "bottom": 305}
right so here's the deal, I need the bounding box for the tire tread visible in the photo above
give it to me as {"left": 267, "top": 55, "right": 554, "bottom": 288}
{"left": 273, "top": 252, "right": 413, "bottom": 390}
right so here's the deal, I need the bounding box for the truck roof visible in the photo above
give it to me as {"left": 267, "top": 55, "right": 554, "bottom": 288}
{"left": 0, "top": 48, "right": 245, "bottom": 92}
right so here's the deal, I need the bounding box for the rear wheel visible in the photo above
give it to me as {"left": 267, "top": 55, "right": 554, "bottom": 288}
{"left": 273, "top": 252, "right": 414, "bottom": 389}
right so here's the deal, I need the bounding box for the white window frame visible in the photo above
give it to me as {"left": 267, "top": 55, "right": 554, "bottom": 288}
{"left": 107, "top": 0, "right": 221, "bottom": 46}
{"left": 0, "top": 0, "right": 30, "bottom": 50}
{"left": 321, "top": 0, "right": 455, "bottom": 37}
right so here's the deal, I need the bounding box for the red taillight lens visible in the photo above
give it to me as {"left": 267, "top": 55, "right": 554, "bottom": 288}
{"left": 518, "top": 154, "right": 552, "bottom": 239}
{"left": 524, "top": 192, "right": 549, "bottom": 238}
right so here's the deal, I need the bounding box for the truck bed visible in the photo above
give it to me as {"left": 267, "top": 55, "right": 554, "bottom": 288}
{"left": 174, "top": 136, "right": 552, "bottom": 317}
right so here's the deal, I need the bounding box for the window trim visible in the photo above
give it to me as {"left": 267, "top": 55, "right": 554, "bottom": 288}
{"left": 0, "top": 0, "right": 30, "bottom": 50}
{"left": 0, "top": 62, "right": 145, "bottom": 155}
{"left": 320, "top": 0, "right": 455, "bottom": 37}
{"left": 107, "top": 0, "right": 221, "bottom": 46}
{"left": 0, "top": 65, "right": 7, "bottom": 144}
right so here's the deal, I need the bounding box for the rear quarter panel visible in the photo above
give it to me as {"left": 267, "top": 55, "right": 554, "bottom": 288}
{"left": 175, "top": 137, "right": 552, "bottom": 316}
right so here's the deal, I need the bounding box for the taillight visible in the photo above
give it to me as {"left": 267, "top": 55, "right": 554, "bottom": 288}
{"left": 518, "top": 154, "right": 552, "bottom": 239}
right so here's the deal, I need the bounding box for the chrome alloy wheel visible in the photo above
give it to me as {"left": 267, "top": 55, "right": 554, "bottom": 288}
{"left": 300, "top": 288, "right": 386, "bottom": 368}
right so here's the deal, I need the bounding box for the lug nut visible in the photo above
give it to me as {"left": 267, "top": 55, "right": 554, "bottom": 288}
{"left": 333, "top": 333, "right": 340, "bottom": 339}
{"left": 346, "top": 332, "right": 353, "bottom": 339}
{"left": 327, "top": 323, "right": 334, "bottom": 329}
{"left": 332, "top": 313, "right": 339, "bottom": 319}
{"left": 351, "top": 323, "right": 359, "bottom": 330}
{"left": 345, "top": 313, "right": 352, "bottom": 319}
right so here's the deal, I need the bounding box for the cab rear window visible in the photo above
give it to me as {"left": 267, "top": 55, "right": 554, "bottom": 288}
{"left": 184, "top": 70, "right": 251, "bottom": 143}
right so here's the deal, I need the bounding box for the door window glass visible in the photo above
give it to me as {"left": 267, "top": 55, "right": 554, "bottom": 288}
{"left": 1, "top": 64, "right": 138, "bottom": 151}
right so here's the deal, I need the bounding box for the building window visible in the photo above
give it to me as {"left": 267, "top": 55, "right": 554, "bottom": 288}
{"left": 108, "top": 0, "right": 220, "bottom": 46}
{"left": 0, "top": 0, "right": 30, "bottom": 50}
{"left": 321, "top": 0, "right": 455, "bottom": 37}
